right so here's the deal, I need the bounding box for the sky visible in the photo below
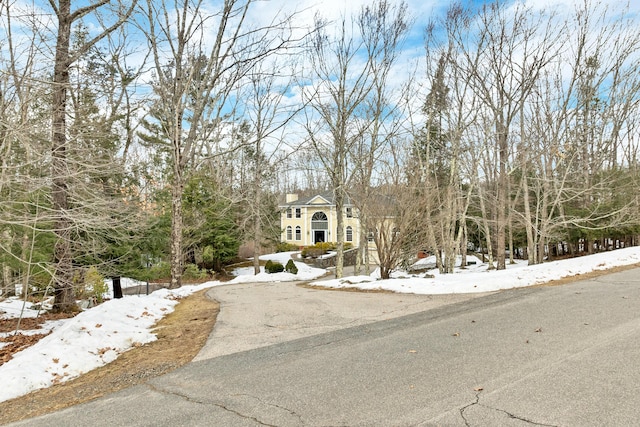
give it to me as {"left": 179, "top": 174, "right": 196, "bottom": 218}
{"left": 3, "top": 246, "right": 640, "bottom": 403}
{"left": 10, "top": 0, "right": 635, "bottom": 75}
{"left": 4, "top": 0, "right": 638, "bottom": 150}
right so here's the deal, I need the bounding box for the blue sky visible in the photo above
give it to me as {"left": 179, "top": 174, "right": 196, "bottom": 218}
{"left": 7, "top": 0, "right": 638, "bottom": 76}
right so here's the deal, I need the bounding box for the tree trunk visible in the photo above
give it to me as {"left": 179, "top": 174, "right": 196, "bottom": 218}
{"left": 521, "top": 169, "right": 537, "bottom": 265}
{"left": 170, "top": 166, "right": 184, "bottom": 289}
{"left": 355, "top": 212, "right": 366, "bottom": 276}
{"left": 460, "top": 221, "right": 468, "bottom": 269}
{"left": 477, "top": 183, "right": 494, "bottom": 269}
{"left": 334, "top": 187, "right": 345, "bottom": 278}
{"left": 496, "top": 127, "right": 508, "bottom": 270}
{"left": 253, "top": 171, "right": 262, "bottom": 275}
{"left": 2, "top": 264, "right": 11, "bottom": 297}
{"left": 51, "top": 0, "right": 76, "bottom": 312}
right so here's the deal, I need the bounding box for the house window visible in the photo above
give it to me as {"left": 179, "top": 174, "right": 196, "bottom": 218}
{"left": 286, "top": 208, "right": 292, "bottom": 219}
{"left": 346, "top": 207, "right": 353, "bottom": 218}
{"left": 311, "top": 212, "right": 328, "bottom": 229}
{"left": 295, "top": 226, "right": 301, "bottom": 240}
{"left": 295, "top": 208, "right": 301, "bottom": 218}
{"left": 346, "top": 226, "right": 353, "bottom": 242}
{"left": 286, "top": 226, "right": 292, "bottom": 240}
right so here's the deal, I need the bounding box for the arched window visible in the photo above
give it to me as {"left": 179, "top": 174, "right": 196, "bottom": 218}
{"left": 311, "top": 212, "right": 328, "bottom": 229}
{"left": 346, "top": 226, "right": 353, "bottom": 242}
{"left": 286, "top": 226, "right": 292, "bottom": 240}
{"left": 295, "top": 226, "right": 301, "bottom": 241}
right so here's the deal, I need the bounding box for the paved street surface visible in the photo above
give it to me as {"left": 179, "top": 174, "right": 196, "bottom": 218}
{"left": 5, "top": 268, "right": 640, "bottom": 426}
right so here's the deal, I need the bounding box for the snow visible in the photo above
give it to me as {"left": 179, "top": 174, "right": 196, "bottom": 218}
{"left": 1, "top": 247, "right": 640, "bottom": 403}
{"left": 228, "top": 251, "right": 327, "bottom": 283}
{"left": 312, "top": 249, "right": 637, "bottom": 293}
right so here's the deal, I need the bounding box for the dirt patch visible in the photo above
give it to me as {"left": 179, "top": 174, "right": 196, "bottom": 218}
{"left": 0, "top": 289, "right": 218, "bottom": 425}
{"left": 0, "top": 333, "right": 50, "bottom": 366}
{"left": 0, "top": 311, "right": 76, "bottom": 334}
{"left": 1, "top": 312, "right": 77, "bottom": 367}
{"left": 298, "top": 282, "right": 396, "bottom": 294}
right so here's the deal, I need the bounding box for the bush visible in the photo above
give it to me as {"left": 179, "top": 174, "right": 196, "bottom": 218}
{"left": 301, "top": 243, "right": 329, "bottom": 258}
{"left": 264, "top": 260, "right": 284, "bottom": 273}
{"left": 301, "top": 242, "right": 352, "bottom": 258}
{"left": 285, "top": 259, "right": 298, "bottom": 274}
{"left": 147, "top": 261, "right": 171, "bottom": 281}
{"left": 183, "top": 263, "right": 209, "bottom": 281}
{"left": 85, "top": 266, "right": 108, "bottom": 303}
{"left": 276, "top": 242, "right": 300, "bottom": 253}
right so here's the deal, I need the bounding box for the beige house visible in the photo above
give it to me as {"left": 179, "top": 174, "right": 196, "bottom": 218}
{"left": 280, "top": 193, "right": 361, "bottom": 247}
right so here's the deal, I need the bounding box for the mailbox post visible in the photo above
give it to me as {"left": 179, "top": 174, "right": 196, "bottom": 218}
{"left": 112, "top": 276, "right": 123, "bottom": 299}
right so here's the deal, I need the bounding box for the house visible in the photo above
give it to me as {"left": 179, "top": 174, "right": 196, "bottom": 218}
{"left": 280, "top": 193, "right": 361, "bottom": 247}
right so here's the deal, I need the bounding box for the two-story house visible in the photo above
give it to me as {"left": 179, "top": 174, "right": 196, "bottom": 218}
{"left": 280, "top": 193, "right": 360, "bottom": 247}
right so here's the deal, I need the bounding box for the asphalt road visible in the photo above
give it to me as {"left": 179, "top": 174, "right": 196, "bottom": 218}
{"left": 6, "top": 268, "right": 640, "bottom": 426}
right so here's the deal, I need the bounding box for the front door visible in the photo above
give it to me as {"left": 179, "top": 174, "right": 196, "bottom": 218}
{"left": 311, "top": 211, "right": 328, "bottom": 244}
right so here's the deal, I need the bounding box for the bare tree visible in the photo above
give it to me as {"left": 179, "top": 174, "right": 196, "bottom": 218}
{"left": 518, "top": 1, "right": 640, "bottom": 262}
{"left": 438, "top": 1, "right": 561, "bottom": 270}
{"left": 0, "top": 1, "right": 43, "bottom": 297}
{"left": 367, "top": 143, "right": 425, "bottom": 279}
{"left": 143, "top": 0, "right": 303, "bottom": 287}
{"left": 236, "top": 59, "right": 303, "bottom": 274}
{"left": 302, "top": 0, "right": 409, "bottom": 278}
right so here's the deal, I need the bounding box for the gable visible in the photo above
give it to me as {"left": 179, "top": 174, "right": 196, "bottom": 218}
{"left": 280, "top": 192, "right": 354, "bottom": 208}
{"left": 308, "top": 195, "right": 331, "bottom": 205}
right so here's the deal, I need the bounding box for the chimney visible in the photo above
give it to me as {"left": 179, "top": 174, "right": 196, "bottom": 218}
{"left": 285, "top": 193, "right": 298, "bottom": 203}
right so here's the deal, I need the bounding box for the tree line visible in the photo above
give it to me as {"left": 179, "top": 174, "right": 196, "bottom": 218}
{"left": 1, "top": 0, "right": 639, "bottom": 310}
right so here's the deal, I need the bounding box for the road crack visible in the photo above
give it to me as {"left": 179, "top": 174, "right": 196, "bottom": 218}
{"left": 459, "top": 391, "right": 481, "bottom": 426}
{"left": 212, "top": 401, "right": 278, "bottom": 426}
{"left": 234, "top": 393, "right": 305, "bottom": 425}
{"left": 146, "top": 382, "right": 206, "bottom": 405}
{"left": 145, "top": 384, "right": 278, "bottom": 426}
{"left": 484, "top": 405, "right": 558, "bottom": 426}
{"left": 459, "top": 390, "right": 558, "bottom": 426}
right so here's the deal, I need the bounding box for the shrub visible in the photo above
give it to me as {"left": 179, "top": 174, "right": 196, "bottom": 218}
{"left": 301, "top": 243, "right": 329, "bottom": 258}
{"left": 285, "top": 259, "right": 298, "bottom": 274}
{"left": 276, "top": 242, "right": 300, "bottom": 253}
{"left": 301, "top": 242, "right": 353, "bottom": 258}
{"left": 264, "top": 260, "right": 284, "bottom": 273}
{"left": 183, "top": 263, "right": 209, "bottom": 281}
{"left": 85, "top": 266, "right": 108, "bottom": 303}
{"left": 147, "top": 261, "right": 171, "bottom": 281}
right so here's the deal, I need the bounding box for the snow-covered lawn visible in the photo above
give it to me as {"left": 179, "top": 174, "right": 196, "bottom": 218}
{"left": 1, "top": 247, "right": 640, "bottom": 403}
{"left": 227, "top": 252, "right": 326, "bottom": 283}
{"left": 312, "top": 248, "right": 640, "bottom": 294}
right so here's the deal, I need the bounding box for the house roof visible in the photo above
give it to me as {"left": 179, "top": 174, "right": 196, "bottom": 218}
{"left": 280, "top": 192, "right": 354, "bottom": 207}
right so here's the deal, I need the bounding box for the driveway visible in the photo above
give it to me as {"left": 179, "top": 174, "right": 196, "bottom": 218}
{"left": 194, "top": 280, "right": 483, "bottom": 360}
